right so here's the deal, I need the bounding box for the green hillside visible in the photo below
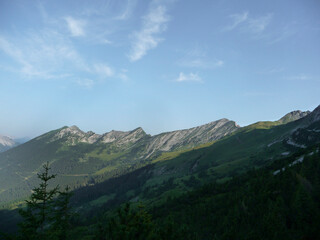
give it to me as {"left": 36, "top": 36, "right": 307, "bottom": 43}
{"left": 0, "top": 107, "right": 320, "bottom": 238}
{"left": 0, "top": 119, "right": 238, "bottom": 205}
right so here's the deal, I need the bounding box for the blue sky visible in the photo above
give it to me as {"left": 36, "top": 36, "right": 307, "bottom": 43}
{"left": 0, "top": 0, "right": 320, "bottom": 138}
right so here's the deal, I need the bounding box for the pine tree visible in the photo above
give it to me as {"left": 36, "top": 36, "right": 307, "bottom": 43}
{"left": 101, "top": 203, "right": 157, "bottom": 240}
{"left": 51, "top": 186, "right": 73, "bottom": 240}
{"left": 18, "top": 162, "right": 72, "bottom": 240}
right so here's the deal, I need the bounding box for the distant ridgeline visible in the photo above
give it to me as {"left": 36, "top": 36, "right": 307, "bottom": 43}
{"left": 0, "top": 105, "right": 320, "bottom": 238}
{"left": 0, "top": 107, "right": 319, "bottom": 206}
{"left": 0, "top": 118, "right": 239, "bottom": 204}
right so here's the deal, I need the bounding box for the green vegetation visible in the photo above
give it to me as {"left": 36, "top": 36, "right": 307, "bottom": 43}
{"left": 0, "top": 109, "right": 320, "bottom": 239}
{"left": 4, "top": 144, "right": 319, "bottom": 239}
{"left": 0, "top": 162, "right": 73, "bottom": 240}
{"left": 68, "top": 144, "right": 320, "bottom": 239}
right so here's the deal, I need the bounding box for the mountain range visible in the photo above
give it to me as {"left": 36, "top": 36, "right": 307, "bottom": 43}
{"left": 0, "top": 105, "right": 320, "bottom": 239}
{"left": 0, "top": 106, "right": 318, "bottom": 205}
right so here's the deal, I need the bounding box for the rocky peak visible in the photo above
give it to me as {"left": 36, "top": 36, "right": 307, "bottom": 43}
{"left": 53, "top": 126, "right": 102, "bottom": 144}
{"left": 101, "top": 127, "right": 147, "bottom": 145}
{"left": 307, "top": 105, "right": 320, "bottom": 123}
{"left": 0, "top": 135, "right": 16, "bottom": 147}
{"left": 278, "top": 110, "right": 310, "bottom": 124}
{"left": 0, "top": 135, "right": 18, "bottom": 152}
{"left": 56, "top": 125, "right": 85, "bottom": 139}
{"left": 101, "top": 130, "right": 128, "bottom": 143}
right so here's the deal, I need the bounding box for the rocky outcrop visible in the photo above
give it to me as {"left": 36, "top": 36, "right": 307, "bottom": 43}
{"left": 278, "top": 110, "right": 310, "bottom": 124}
{"left": 101, "top": 127, "right": 148, "bottom": 146}
{"left": 53, "top": 126, "right": 102, "bottom": 145}
{"left": 143, "top": 119, "right": 239, "bottom": 157}
{"left": 0, "top": 135, "right": 18, "bottom": 152}
{"left": 306, "top": 105, "right": 320, "bottom": 124}
{"left": 51, "top": 119, "right": 239, "bottom": 157}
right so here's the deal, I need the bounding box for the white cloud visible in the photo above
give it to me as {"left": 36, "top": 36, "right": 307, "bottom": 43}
{"left": 0, "top": 31, "right": 123, "bottom": 88}
{"left": 225, "top": 12, "right": 272, "bottom": 34}
{"left": 0, "top": 31, "right": 98, "bottom": 81}
{"left": 94, "top": 63, "right": 114, "bottom": 78}
{"left": 177, "top": 47, "right": 224, "bottom": 69}
{"left": 128, "top": 5, "right": 170, "bottom": 61}
{"left": 286, "top": 74, "right": 312, "bottom": 81}
{"left": 247, "top": 13, "right": 273, "bottom": 33}
{"left": 0, "top": 36, "right": 27, "bottom": 65}
{"left": 0, "top": 33, "right": 67, "bottom": 79}
{"left": 115, "top": 0, "right": 135, "bottom": 20}
{"left": 65, "top": 17, "right": 86, "bottom": 37}
{"left": 118, "top": 73, "right": 129, "bottom": 82}
{"left": 76, "top": 79, "right": 94, "bottom": 88}
{"left": 175, "top": 72, "right": 202, "bottom": 83}
{"left": 225, "top": 12, "right": 248, "bottom": 31}
{"left": 178, "top": 58, "right": 224, "bottom": 69}
{"left": 258, "top": 67, "right": 284, "bottom": 75}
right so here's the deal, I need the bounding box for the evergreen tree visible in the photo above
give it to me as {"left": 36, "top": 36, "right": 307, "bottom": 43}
{"left": 51, "top": 186, "right": 73, "bottom": 240}
{"left": 17, "top": 162, "right": 72, "bottom": 240}
{"left": 99, "top": 203, "right": 157, "bottom": 240}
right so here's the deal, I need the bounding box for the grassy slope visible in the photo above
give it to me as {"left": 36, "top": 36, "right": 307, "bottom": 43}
{"left": 1, "top": 117, "right": 319, "bottom": 234}
{"left": 66, "top": 118, "right": 316, "bottom": 217}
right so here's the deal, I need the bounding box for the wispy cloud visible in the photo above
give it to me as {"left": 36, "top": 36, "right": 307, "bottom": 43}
{"left": 258, "top": 67, "right": 284, "bottom": 75}
{"left": 225, "top": 11, "right": 273, "bottom": 35}
{"left": 243, "top": 91, "right": 271, "bottom": 97}
{"left": 177, "top": 47, "right": 224, "bottom": 69}
{"left": 178, "top": 58, "right": 224, "bottom": 69}
{"left": 285, "top": 74, "right": 313, "bottom": 81}
{"left": 65, "top": 17, "right": 86, "bottom": 37}
{"left": 225, "top": 12, "right": 248, "bottom": 31}
{"left": 175, "top": 72, "right": 202, "bottom": 83}
{"left": 0, "top": 31, "right": 116, "bottom": 84}
{"left": 93, "top": 63, "right": 114, "bottom": 78}
{"left": 0, "top": 2, "right": 134, "bottom": 89}
{"left": 247, "top": 13, "right": 273, "bottom": 33}
{"left": 117, "top": 69, "right": 129, "bottom": 82}
{"left": 76, "top": 79, "right": 94, "bottom": 88}
{"left": 268, "top": 25, "right": 296, "bottom": 44}
{"left": 118, "top": 73, "right": 129, "bottom": 82}
{"left": 0, "top": 34, "right": 66, "bottom": 79}
{"left": 128, "top": 4, "right": 170, "bottom": 61}
{"left": 115, "top": 0, "right": 135, "bottom": 20}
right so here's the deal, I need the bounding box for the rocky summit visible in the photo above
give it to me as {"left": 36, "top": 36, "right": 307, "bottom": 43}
{"left": 278, "top": 110, "right": 310, "bottom": 124}
{"left": 0, "top": 135, "right": 18, "bottom": 152}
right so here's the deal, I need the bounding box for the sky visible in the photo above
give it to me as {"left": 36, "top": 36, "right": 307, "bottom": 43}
{"left": 0, "top": 0, "right": 320, "bottom": 138}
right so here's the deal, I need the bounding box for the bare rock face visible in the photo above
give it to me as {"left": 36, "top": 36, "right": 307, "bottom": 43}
{"left": 101, "top": 127, "right": 148, "bottom": 146}
{"left": 53, "top": 126, "right": 102, "bottom": 145}
{"left": 278, "top": 110, "right": 311, "bottom": 124}
{"left": 53, "top": 126, "right": 148, "bottom": 147}
{"left": 308, "top": 105, "right": 320, "bottom": 123}
{"left": 0, "top": 135, "right": 18, "bottom": 152}
{"left": 51, "top": 119, "right": 239, "bottom": 158}
{"left": 143, "top": 119, "right": 239, "bottom": 157}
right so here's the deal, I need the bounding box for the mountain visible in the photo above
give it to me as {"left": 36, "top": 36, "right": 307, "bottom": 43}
{"left": 0, "top": 105, "right": 319, "bottom": 237}
{"left": 0, "top": 118, "right": 239, "bottom": 203}
{"left": 277, "top": 110, "right": 310, "bottom": 124}
{"left": 50, "top": 118, "right": 238, "bottom": 155}
{"left": 0, "top": 106, "right": 318, "bottom": 206}
{"left": 14, "top": 137, "right": 30, "bottom": 145}
{"left": 67, "top": 105, "right": 320, "bottom": 214}
{"left": 0, "top": 135, "right": 18, "bottom": 153}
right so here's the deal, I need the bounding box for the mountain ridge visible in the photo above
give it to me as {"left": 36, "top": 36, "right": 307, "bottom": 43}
{"left": 0, "top": 106, "right": 318, "bottom": 205}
